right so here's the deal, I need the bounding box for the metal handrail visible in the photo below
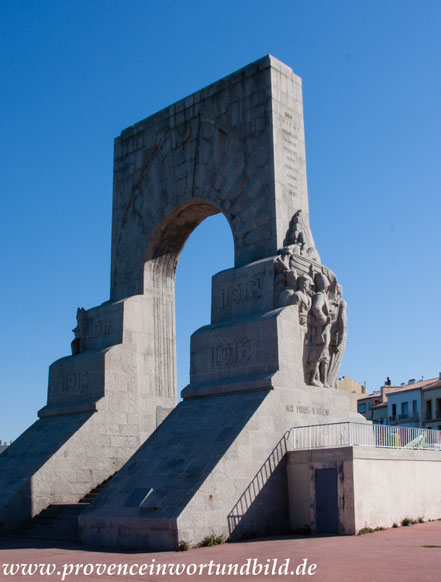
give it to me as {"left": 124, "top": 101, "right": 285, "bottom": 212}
{"left": 288, "top": 422, "right": 441, "bottom": 451}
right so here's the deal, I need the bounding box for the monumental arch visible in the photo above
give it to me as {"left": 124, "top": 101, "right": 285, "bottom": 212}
{"left": 0, "top": 56, "right": 362, "bottom": 546}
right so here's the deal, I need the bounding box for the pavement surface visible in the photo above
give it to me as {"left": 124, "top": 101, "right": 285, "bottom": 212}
{"left": 0, "top": 521, "right": 440, "bottom": 581}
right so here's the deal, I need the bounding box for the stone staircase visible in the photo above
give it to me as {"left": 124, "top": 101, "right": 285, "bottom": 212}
{"left": 14, "top": 474, "right": 114, "bottom": 542}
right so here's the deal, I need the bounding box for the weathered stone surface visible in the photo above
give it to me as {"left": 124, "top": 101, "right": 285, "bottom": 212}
{"left": 1, "top": 55, "right": 361, "bottom": 543}
{"left": 0, "top": 295, "right": 177, "bottom": 535}
{"left": 78, "top": 56, "right": 361, "bottom": 549}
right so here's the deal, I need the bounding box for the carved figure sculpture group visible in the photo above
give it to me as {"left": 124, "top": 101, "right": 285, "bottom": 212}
{"left": 275, "top": 221, "right": 347, "bottom": 389}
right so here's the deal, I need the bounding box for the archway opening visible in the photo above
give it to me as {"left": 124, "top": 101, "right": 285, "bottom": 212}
{"left": 175, "top": 213, "right": 234, "bottom": 396}
{"left": 143, "top": 201, "right": 234, "bottom": 406}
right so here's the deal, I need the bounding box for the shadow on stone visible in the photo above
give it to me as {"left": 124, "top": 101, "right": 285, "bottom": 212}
{"left": 228, "top": 433, "right": 289, "bottom": 541}
{"left": 0, "top": 413, "right": 93, "bottom": 535}
{"left": 79, "top": 390, "right": 272, "bottom": 550}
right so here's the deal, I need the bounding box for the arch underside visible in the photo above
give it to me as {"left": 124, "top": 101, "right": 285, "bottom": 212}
{"left": 143, "top": 201, "right": 229, "bottom": 401}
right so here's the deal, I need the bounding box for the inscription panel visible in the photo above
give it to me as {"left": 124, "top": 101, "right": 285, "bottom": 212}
{"left": 190, "top": 337, "right": 257, "bottom": 383}
{"left": 74, "top": 301, "right": 123, "bottom": 353}
{"left": 86, "top": 317, "right": 113, "bottom": 339}
{"left": 211, "top": 258, "right": 275, "bottom": 323}
{"left": 83, "top": 312, "right": 122, "bottom": 351}
{"left": 209, "top": 339, "right": 252, "bottom": 368}
{"left": 189, "top": 312, "right": 279, "bottom": 387}
{"left": 48, "top": 353, "right": 105, "bottom": 405}
{"left": 221, "top": 277, "right": 264, "bottom": 308}
{"left": 288, "top": 404, "right": 331, "bottom": 417}
{"left": 313, "top": 407, "right": 330, "bottom": 416}
{"left": 59, "top": 371, "right": 89, "bottom": 394}
{"left": 278, "top": 111, "right": 300, "bottom": 199}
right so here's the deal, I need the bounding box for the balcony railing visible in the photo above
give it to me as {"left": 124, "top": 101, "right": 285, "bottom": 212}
{"left": 388, "top": 413, "right": 419, "bottom": 424}
{"left": 289, "top": 422, "right": 441, "bottom": 451}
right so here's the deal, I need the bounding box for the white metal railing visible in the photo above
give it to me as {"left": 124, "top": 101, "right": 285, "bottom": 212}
{"left": 288, "top": 422, "right": 441, "bottom": 451}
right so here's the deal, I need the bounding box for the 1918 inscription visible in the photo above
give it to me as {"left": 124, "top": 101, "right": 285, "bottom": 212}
{"left": 221, "top": 275, "right": 264, "bottom": 308}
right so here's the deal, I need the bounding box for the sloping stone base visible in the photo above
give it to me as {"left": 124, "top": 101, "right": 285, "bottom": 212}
{"left": 79, "top": 384, "right": 359, "bottom": 550}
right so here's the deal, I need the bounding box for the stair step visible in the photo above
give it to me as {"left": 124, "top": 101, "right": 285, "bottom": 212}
{"left": 77, "top": 473, "right": 116, "bottom": 503}
{"left": 18, "top": 531, "right": 78, "bottom": 541}
{"left": 32, "top": 518, "right": 79, "bottom": 524}
{"left": 14, "top": 474, "right": 117, "bottom": 542}
{"left": 19, "top": 527, "right": 77, "bottom": 535}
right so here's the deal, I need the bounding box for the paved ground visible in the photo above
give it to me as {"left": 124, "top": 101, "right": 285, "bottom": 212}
{"left": 0, "top": 522, "right": 440, "bottom": 581}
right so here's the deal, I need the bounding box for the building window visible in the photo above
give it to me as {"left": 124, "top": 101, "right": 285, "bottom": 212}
{"left": 392, "top": 404, "right": 396, "bottom": 416}
{"left": 402, "top": 402, "right": 409, "bottom": 418}
{"left": 412, "top": 400, "right": 417, "bottom": 415}
{"left": 426, "top": 400, "right": 432, "bottom": 420}
{"left": 358, "top": 403, "right": 366, "bottom": 413}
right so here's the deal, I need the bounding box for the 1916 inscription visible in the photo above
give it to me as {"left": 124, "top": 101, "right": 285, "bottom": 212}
{"left": 210, "top": 340, "right": 252, "bottom": 367}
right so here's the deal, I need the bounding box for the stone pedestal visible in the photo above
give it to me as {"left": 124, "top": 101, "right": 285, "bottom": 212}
{"left": 0, "top": 295, "right": 176, "bottom": 535}
{"left": 79, "top": 268, "right": 361, "bottom": 549}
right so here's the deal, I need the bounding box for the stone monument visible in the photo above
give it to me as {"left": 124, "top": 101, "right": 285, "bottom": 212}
{"left": 0, "top": 56, "right": 361, "bottom": 547}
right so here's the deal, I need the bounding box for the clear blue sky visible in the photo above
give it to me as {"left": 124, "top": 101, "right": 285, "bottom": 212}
{"left": 1, "top": 0, "right": 440, "bottom": 442}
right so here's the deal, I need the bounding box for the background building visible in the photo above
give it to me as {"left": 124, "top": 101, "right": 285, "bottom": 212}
{"left": 387, "top": 385, "right": 423, "bottom": 427}
{"left": 422, "top": 379, "right": 441, "bottom": 430}
{"left": 337, "top": 376, "right": 367, "bottom": 395}
{"left": 356, "top": 375, "right": 441, "bottom": 427}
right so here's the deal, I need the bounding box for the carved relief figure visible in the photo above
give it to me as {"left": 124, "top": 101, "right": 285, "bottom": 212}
{"left": 327, "top": 285, "right": 347, "bottom": 388}
{"left": 274, "top": 211, "right": 348, "bottom": 388}
{"left": 292, "top": 274, "right": 313, "bottom": 327}
{"left": 71, "top": 307, "right": 88, "bottom": 355}
{"left": 284, "top": 210, "right": 320, "bottom": 262}
{"left": 280, "top": 273, "right": 313, "bottom": 328}
{"left": 274, "top": 247, "right": 296, "bottom": 305}
{"left": 306, "top": 272, "right": 332, "bottom": 387}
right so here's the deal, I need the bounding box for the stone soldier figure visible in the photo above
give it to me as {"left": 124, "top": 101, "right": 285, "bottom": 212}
{"left": 292, "top": 274, "right": 313, "bottom": 326}
{"left": 306, "top": 272, "right": 331, "bottom": 387}
{"left": 327, "top": 284, "right": 348, "bottom": 388}
{"left": 274, "top": 248, "right": 292, "bottom": 302}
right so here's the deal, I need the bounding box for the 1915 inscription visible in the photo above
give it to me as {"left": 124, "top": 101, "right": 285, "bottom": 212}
{"left": 50, "top": 371, "right": 89, "bottom": 396}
